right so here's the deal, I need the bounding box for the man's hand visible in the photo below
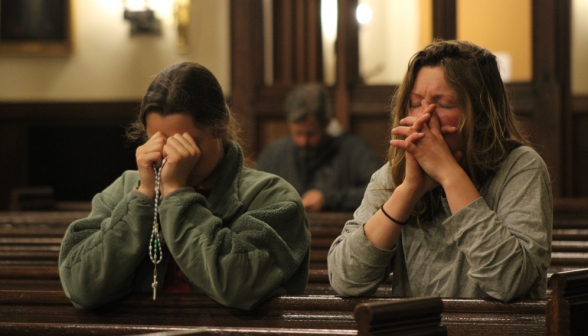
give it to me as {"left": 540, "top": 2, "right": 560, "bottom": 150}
{"left": 301, "top": 189, "right": 325, "bottom": 212}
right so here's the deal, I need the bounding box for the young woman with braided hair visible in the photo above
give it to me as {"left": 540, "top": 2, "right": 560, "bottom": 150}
{"left": 59, "top": 62, "right": 310, "bottom": 310}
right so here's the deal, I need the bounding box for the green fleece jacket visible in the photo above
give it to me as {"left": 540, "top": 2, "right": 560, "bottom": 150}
{"left": 59, "top": 140, "right": 310, "bottom": 310}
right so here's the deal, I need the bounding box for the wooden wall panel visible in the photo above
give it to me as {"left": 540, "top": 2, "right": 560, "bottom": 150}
{"left": 0, "top": 102, "right": 138, "bottom": 210}
{"left": 572, "top": 114, "right": 588, "bottom": 196}
{"left": 258, "top": 118, "right": 289, "bottom": 154}
{"left": 230, "top": 0, "right": 265, "bottom": 157}
{"left": 28, "top": 125, "right": 137, "bottom": 202}
{"left": 238, "top": 0, "right": 575, "bottom": 198}
{"left": 0, "top": 123, "right": 29, "bottom": 209}
{"left": 351, "top": 116, "right": 389, "bottom": 164}
{"left": 433, "top": 0, "right": 457, "bottom": 39}
{"left": 571, "top": 98, "right": 588, "bottom": 196}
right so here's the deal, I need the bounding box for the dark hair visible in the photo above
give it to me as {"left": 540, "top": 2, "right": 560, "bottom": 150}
{"left": 388, "top": 39, "right": 530, "bottom": 225}
{"left": 127, "top": 62, "right": 241, "bottom": 144}
{"left": 284, "top": 83, "right": 332, "bottom": 126}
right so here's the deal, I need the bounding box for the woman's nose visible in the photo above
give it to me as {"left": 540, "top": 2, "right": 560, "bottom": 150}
{"left": 411, "top": 99, "right": 431, "bottom": 117}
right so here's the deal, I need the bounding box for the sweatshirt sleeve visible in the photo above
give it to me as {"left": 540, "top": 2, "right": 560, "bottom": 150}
{"left": 158, "top": 178, "right": 310, "bottom": 310}
{"left": 327, "top": 164, "right": 395, "bottom": 296}
{"left": 58, "top": 172, "right": 155, "bottom": 309}
{"left": 443, "top": 148, "right": 552, "bottom": 301}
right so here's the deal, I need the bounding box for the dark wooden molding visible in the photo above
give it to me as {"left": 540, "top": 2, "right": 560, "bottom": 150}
{"left": 571, "top": 96, "right": 588, "bottom": 114}
{"left": 532, "top": 0, "right": 571, "bottom": 197}
{"left": 0, "top": 101, "right": 139, "bottom": 125}
{"left": 304, "top": 0, "right": 323, "bottom": 82}
{"left": 273, "top": 0, "right": 323, "bottom": 84}
{"left": 230, "top": 0, "right": 265, "bottom": 157}
{"left": 273, "top": 0, "right": 294, "bottom": 85}
{"left": 334, "top": 0, "right": 359, "bottom": 131}
{"left": 432, "top": 0, "right": 457, "bottom": 40}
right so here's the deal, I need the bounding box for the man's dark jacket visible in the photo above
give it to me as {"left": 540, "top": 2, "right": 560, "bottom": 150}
{"left": 256, "top": 133, "right": 383, "bottom": 211}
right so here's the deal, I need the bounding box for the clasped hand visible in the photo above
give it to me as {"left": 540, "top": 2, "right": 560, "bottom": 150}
{"left": 136, "top": 132, "right": 200, "bottom": 198}
{"left": 390, "top": 103, "right": 463, "bottom": 202}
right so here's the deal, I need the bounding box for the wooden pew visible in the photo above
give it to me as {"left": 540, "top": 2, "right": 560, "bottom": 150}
{"left": 2, "top": 208, "right": 588, "bottom": 334}
{"left": 1, "top": 204, "right": 588, "bottom": 293}
{"left": 0, "top": 265, "right": 62, "bottom": 290}
{"left": 1, "top": 268, "right": 588, "bottom": 335}
{"left": 0, "top": 291, "right": 444, "bottom": 336}
{"left": 306, "top": 269, "right": 392, "bottom": 296}
{"left": 0, "top": 211, "right": 353, "bottom": 269}
{"left": 0, "top": 324, "right": 355, "bottom": 335}
{"left": 0, "top": 264, "right": 389, "bottom": 296}
{"left": 307, "top": 212, "right": 352, "bottom": 270}
{"left": 0, "top": 211, "right": 75, "bottom": 268}
{"left": 0, "top": 211, "right": 389, "bottom": 295}
{"left": 550, "top": 197, "right": 588, "bottom": 272}
{"left": 354, "top": 297, "right": 446, "bottom": 336}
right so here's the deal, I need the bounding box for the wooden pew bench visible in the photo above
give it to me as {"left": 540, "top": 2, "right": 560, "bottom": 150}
{"left": 0, "top": 211, "right": 351, "bottom": 268}
{"left": 551, "top": 217, "right": 588, "bottom": 273}
{"left": 0, "top": 265, "right": 353, "bottom": 294}
{"left": 311, "top": 209, "right": 588, "bottom": 274}
{"left": 0, "top": 211, "right": 393, "bottom": 295}
{"left": 306, "top": 269, "right": 392, "bottom": 296}
{"left": 1, "top": 209, "right": 587, "bottom": 294}
{"left": 0, "top": 265, "right": 62, "bottom": 291}
{"left": 1, "top": 268, "right": 588, "bottom": 335}
{"left": 0, "top": 264, "right": 390, "bottom": 296}
{"left": 0, "top": 291, "right": 445, "bottom": 336}
{"left": 0, "top": 211, "right": 76, "bottom": 267}
{"left": 307, "top": 212, "right": 353, "bottom": 270}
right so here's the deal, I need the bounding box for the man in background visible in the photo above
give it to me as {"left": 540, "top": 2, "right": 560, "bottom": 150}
{"left": 256, "top": 83, "right": 382, "bottom": 212}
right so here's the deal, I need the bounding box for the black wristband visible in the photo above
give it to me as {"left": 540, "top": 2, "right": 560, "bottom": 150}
{"left": 380, "top": 205, "right": 408, "bottom": 225}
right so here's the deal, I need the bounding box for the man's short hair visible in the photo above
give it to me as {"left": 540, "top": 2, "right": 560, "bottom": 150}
{"left": 285, "top": 83, "right": 332, "bottom": 126}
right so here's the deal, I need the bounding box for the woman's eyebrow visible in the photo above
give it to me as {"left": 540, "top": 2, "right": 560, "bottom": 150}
{"left": 410, "top": 92, "right": 457, "bottom": 104}
{"left": 411, "top": 92, "right": 455, "bottom": 99}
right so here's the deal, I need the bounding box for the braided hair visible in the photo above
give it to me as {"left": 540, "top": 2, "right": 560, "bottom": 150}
{"left": 127, "top": 62, "right": 241, "bottom": 145}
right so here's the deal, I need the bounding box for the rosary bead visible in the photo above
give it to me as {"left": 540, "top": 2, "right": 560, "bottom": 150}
{"left": 150, "top": 158, "right": 166, "bottom": 300}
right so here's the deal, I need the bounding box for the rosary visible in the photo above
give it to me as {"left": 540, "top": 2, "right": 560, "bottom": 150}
{"left": 149, "top": 158, "right": 166, "bottom": 300}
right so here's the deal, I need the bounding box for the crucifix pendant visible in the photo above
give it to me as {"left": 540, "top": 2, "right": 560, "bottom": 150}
{"left": 152, "top": 266, "right": 158, "bottom": 300}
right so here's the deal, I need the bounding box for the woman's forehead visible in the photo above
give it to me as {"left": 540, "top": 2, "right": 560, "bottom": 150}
{"left": 412, "top": 67, "right": 455, "bottom": 94}
{"left": 145, "top": 112, "right": 205, "bottom": 136}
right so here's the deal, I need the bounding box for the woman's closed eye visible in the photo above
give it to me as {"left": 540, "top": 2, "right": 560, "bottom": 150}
{"left": 437, "top": 104, "right": 454, "bottom": 109}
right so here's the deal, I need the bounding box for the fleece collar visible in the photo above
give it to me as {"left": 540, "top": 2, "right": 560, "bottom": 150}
{"left": 205, "top": 140, "right": 244, "bottom": 222}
